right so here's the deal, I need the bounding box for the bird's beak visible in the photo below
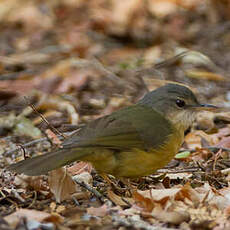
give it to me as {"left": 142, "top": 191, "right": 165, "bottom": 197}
{"left": 189, "top": 103, "right": 219, "bottom": 111}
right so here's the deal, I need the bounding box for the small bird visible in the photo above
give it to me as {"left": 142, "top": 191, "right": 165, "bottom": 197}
{"left": 8, "top": 83, "right": 217, "bottom": 178}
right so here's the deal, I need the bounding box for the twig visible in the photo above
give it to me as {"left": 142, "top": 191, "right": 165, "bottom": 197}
{"left": 24, "top": 96, "right": 66, "bottom": 138}
{"left": 73, "top": 177, "right": 105, "bottom": 204}
{"left": 178, "top": 146, "right": 230, "bottom": 153}
{"left": 3, "top": 131, "right": 77, "bottom": 156}
{"left": 154, "top": 51, "right": 189, "bottom": 69}
{"left": 17, "top": 145, "right": 27, "bottom": 160}
{"left": 11, "top": 188, "right": 25, "bottom": 203}
{"left": 27, "top": 191, "right": 37, "bottom": 208}
{"left": 156, "top": 168, "right": 201, "bottom": 174}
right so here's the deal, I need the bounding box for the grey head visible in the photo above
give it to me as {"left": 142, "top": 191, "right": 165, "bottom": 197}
{"left": 138, "top": 83, "right": 217, "bottom": 130}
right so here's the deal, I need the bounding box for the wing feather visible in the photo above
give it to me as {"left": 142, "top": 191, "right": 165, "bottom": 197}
{"left": 62, "top": 105, "right": 173, "bottom": 150}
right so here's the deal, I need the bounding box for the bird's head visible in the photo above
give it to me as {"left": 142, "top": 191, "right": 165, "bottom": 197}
{"left": 138, "top": 83, "right": 217, "bottom": 131}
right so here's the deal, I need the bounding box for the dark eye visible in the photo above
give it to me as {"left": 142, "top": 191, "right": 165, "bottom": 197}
{"left": 176, "top": 99, "right": 185, "bottom": 108}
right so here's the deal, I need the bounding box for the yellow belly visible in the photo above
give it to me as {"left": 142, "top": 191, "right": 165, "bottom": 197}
{"left": 82, "top": 127, "right": 184, "bottom": 178}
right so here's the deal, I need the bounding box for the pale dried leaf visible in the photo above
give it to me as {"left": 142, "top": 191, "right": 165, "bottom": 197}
{"left": 45, "top": 129, "right": 62, "bottom": 146}
{"left": 186, "top": 70, "right": 226, "bottom": 81}
{"left": 152, "top": 206, "right": 190, "bottom": 224}
{"left": 67, "top": 162, "right": 93, "bottom": 176}
{"left": 87, "top": 204, "right": 108, "bottom": 217}
{"left": 14, "top": 174, "right": 47, "bottom": 192}
{"left": 4, "top": 209, "right": 62, "bottom": 228}
{"left": 48, "top": 168, "right": 77, "bottom": 203}
{"left": 72, "top": 172, "right": 92, "bottom": 185}
{"left": 107, "top": 190, "right": 134, "bottom": 207}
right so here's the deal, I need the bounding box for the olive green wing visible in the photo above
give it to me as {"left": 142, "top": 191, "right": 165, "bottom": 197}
{"left": 7, "top": 105, "right": 173, "bottom": 176}
{"left": 63, "top": 105, "right": 173, "bottom": 150}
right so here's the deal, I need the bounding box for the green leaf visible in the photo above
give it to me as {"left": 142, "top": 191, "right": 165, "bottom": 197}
{"left": 175, "top": 151, "right": 191, "bottom": 159}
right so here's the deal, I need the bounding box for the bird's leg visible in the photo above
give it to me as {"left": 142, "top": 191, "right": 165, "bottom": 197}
{"left": 119, "top": 178, "right": 136, "bottom": 197}
{"left": 100, "top": 174, "right": 134, "bottom": 197}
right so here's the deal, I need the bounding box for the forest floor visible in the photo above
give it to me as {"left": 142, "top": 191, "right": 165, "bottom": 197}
{"left": 1, "top": 1, "right": 230, "bottom": 229}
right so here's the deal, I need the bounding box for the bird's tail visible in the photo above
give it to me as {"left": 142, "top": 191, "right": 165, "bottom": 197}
{"left": 7, "top": 148, "right": 86, "bottom": 176}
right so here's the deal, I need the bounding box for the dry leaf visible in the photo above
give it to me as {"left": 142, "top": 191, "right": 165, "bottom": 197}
{"left": 148, "top": 0, "right": 178, "bottom": 17}
{"left": 72, "top": 172, "right": 92, "bottom": 185}
{"left": 133, "top": 190, "right": 155, "bottom": 212}
{"left": 186, "top": 70, "right": 226, "bottom": 81}
{"left": 137, "top": 183, "right": 200, "bottom": 208}
{"left": 196, "top": 111, "right": 216, "bottom": 131}
{"left": 152, "top": 206, "right": 190, "bottom": 224}
{"left": 107, "top": 190, "right": 134, "bottom": 207}
{"left": 67, "top": 162, "right": 93, "bottom": 176}
{"left": 216, "top": 136, "right": 230, "bottom": 148}
{"left": 184, "top": 132, "right": 202, "bottom": 149}
{"left": 87, "top": 204, "right": 108, "bottom": 217}
{"left": 109, "top": 0, "right": 140, "bottom": 35}
{"left": 48, "top": 168, "right": 77, "bottom": 203}
{"left": 14, "top": 174, "right": 48, "bottom": 192}
{"left": 45, "top": 129, "right": 62, "bottom": 146}
{"left": 4, "top": 209, "right": 63, "bottom": 229}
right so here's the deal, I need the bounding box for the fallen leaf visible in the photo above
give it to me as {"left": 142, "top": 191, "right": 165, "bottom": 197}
{"left": 72, "top": 172, "right": 92, "bottom": 185}
{"left": 133, "top": 190, "right": 155, "bottom": 212}
{"left": 109, "top": 0, "right": 140, "bottom": 35}
{"left": 67, "top": 162, "right": 93, "bottom": 176}
{"left": 148, "top": 0, "right": 178, "bottom": 17}
{"left": 185, "top": 130, "right": 218, "bottom": 149}
{"left": 48, "top": 168, "right": 77, "bottom": 203}
{"left": 186, "top": 70, "right": 226, "bottom": 81}
{"left": 185, "top": 132, "right": 202, "bottom": 149}
{"left": 14, "top": 174, "right": 48, "bottom": 192}
{"left": 216, "top": 136, "right": 230, "bottom": 148}
{"left": 14, "top": 116, "right": 42, "bottom": 139}
{"left": 152, "top": 206, "right": 190, "bottom": 224}
{"left": 45, "top": 129, "right": 62, "bottom": 146}
{"left": 175, "top": 151, "right": 191, "bottom": 159}
{"left": 107, "top": 190, "right": 134, "bottom": 207}
{"left": 175, "top": 48, "right": 215, "bottom": 67}
{"left": 4, "top": 209, "right": 62, "bottom": 229}
{"left": 87, "top": 204, "right": 108, "bottom": 217}
{"left": 137, "top": 183, "right": 200, "bottom": 207}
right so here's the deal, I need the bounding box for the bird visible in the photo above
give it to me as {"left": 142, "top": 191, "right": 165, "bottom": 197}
{"left": 7, "top": 83, "right": 217, "bottom": 178}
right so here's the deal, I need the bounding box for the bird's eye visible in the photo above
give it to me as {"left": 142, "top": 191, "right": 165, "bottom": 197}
{"left": 176, "top": 99, "right": 185, "bottom": 108}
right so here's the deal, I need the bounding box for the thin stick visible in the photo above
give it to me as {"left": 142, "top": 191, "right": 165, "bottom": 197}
{"left": 24, "top": 96, "right": 66, "bottom": 138}
{"left": 178, "top": 146, "right": 230, "bottom": 153}
{"left": 156, "top": 168, "right": 201, "bottom": 174}
{"left": 73, "top": 177, "right": 105, "bottom": 204}
{"left": 4, "top": 131, "right": 77, "bottom": 156}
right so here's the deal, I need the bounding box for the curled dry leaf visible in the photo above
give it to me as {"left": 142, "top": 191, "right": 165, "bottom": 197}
{"left": 36, "top": 96, "right": 79, "bottom": 125}
{"left": 14, "top": 174, "right": 48, "bottom": 193}
{"left": 184, "top": 132, "right": 202, "bottom": 149}
{"left": 175, "top": 48, "right": 215, "bottom": 67}
{"left": 135, "top": 183, "right": 200, "bottom": 211}
{"left": 196, "top": 111, "right": 216, "bottom": 131}
{"left": 48, "top": 168, "right": 77, "bottom": 203}
{"left": 185, "top": 130, "right": 218, "bottom": 149}
{"left": 4, "top": 208, "right": 63, "bottom": 229}
{"left": 72, "top": 172, "right": 92, "bottom": 185}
